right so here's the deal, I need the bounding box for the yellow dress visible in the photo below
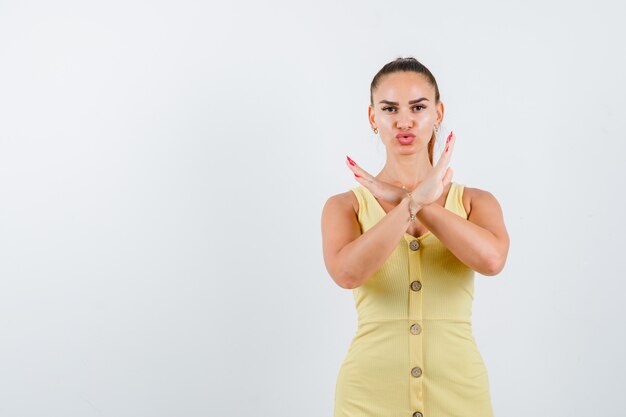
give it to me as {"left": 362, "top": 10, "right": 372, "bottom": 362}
{"left": 333, "top": 182, "right": 494, "bottom": 417}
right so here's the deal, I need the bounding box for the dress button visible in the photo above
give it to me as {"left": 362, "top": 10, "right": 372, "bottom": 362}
{"left": 410, "top": 280, "right": 422, "bottom": 291}
{"left": 411, "top": 366, "right": 422, "bottom": 377}
{"left": 409, "top": 239, "right": 420, "bottom": 251}
{"left": 410, "top": 323, "right": 422, "bottom": 335}
{"left": 413, "top": 412, "right": 423, "bottom": 417}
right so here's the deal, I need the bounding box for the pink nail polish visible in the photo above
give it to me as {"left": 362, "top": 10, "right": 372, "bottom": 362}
{"left": 354, "top": 173, "right": 360, "bottom": 177}
{"left": 446, "top": 131, "right": 453, "bottom": 143}
{"left": 346, "top": 155, "right": 356, "bottom": 166}
{"left": 445, "top": 145, "right": 449, "bottom": 152}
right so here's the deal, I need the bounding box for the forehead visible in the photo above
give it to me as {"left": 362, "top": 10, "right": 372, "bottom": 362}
{"left": 373, "top": 72, "right": 434, "bottom": 101}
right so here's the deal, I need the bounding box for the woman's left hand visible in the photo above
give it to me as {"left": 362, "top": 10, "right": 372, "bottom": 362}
{"left": 345, "top": 156, "right": 405, "bottom": 205}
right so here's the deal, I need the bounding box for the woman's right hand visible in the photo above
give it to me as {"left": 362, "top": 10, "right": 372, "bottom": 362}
{"left": 411, "top": 131, "right": 457, "bottom": 206}
{"left": 345, "top": 156, "right": 407, "bottom": 205}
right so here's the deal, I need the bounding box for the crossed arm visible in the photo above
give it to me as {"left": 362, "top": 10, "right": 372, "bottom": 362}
{"left": 416, "top": 188, "right": 509, "bottom": 276}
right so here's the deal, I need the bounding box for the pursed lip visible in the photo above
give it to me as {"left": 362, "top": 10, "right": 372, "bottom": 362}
{"left": 396, "top": 132, "right": 416, "bottom": 139}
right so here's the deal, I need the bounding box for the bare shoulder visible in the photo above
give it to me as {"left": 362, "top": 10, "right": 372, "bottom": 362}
{"left": 459, "top": 184, "right": 475, "bottom": 216}
{"left": 463, "top": 185, "right": 508, "bottom": 239}
{"left": 321, "top": 189, "right": 362, "bottom": 288}
{"left": 462, "top": 185, "right": 502, "bottom": 217}
{"left": 463, "top": 185, "right": 509, "bottom": 274}
{"left": 322, "top": 189, "right": 359, "bottom": 217}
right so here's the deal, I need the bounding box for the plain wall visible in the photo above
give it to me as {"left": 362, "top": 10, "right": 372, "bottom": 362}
{"left": 1, "top": 0, "right": 624, "bottom": 416}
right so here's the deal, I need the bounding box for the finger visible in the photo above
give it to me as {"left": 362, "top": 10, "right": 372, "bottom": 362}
{"left": 345, "top": 159, "right": 372, "bottom": 184}
{"left": 442, "top": 167, "right": 454, "bottom": 188}
{"left": 345, "top": 156, "right": 375, "bottom": 182}
{"left": 351, "top": 174, "right": 370, "bottom": 186}
{"left": 434, "top": 132, "right": 452, "bottom": 170}
{"left": 434, "top": 132, "right": 456, "bottom": 174}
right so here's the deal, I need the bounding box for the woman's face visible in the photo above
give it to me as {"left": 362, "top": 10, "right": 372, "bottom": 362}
{"left": 368, "top": 72, "right": 443, "bottom": 155}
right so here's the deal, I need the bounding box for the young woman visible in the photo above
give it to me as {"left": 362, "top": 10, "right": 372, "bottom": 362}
{"left": 321, "top": 57, "right": 510, "bottom": 417}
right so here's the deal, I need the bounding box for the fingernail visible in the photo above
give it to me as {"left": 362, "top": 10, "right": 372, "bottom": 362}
{"left": 445, "top": 145, "right": 449, "bottom": 152}
{"left": 354, "top": 173, "right": 360, "bottom": 177}
{"left": 346, "top": 155, "right": 356, "bottom": 166}
{"left": 446, "top": 131, "right": 453, "bottom": 143}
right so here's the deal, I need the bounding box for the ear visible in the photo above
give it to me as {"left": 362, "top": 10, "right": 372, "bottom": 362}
{"left": 368, "top": 104, "right": 376, "bottom": 129}
{"left": 436, "top": 101, "right": 445, "bottom": 125}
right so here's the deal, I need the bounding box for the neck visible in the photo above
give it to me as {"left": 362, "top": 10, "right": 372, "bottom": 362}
{"left": 376, "top": 151, "right": 433, "bottom": 191}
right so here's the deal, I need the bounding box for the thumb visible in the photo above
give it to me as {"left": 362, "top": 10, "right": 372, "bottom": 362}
{"left": 442, "top": 167, "right": 454, "bottom": 187}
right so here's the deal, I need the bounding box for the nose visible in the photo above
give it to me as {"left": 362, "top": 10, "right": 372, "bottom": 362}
{"left": 396, "top": 109, "right": 414, "bottom": 130}
{"left": 396, "top": 117, "right": 413, "bottom": 130}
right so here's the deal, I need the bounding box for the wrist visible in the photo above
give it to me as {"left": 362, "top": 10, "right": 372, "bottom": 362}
{"left": 398, "top": 195, "right": 414, "bottom": 224}
{"left": 400, "top": 189, "right": 423, "bottom": 207}
{"left": 411, "top": 200, "right": 424, "bottom": 213}
{"left": 408, "top": 198, "right": 424, "bottom": 217}
{"left": 407, "top": 188, "right": 425, "bottom": 208}
{"left": 401, "top": 191, "right": 423, "bottom": 220}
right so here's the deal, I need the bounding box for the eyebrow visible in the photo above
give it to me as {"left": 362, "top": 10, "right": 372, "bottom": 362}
{"left": 378, "top": 98, "right": 430, "bottom": 105}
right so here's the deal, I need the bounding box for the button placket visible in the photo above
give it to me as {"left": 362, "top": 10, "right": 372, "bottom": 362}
{"left": 406, "top": 236, "right": 424, "bottom": 413}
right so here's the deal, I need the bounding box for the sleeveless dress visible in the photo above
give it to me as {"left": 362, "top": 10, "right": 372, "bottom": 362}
{"left": 333, "top": 182, "right": 494, "bottom": 417}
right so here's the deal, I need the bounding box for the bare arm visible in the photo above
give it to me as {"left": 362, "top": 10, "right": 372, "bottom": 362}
{"left": 321, "top": 192, "right": 422, "bottom": 289}
{"left": 415, "top": 189, "right": 510, "bottom": 275}
{"left": 329, "top": 133, "right": 456, "bottom": 288}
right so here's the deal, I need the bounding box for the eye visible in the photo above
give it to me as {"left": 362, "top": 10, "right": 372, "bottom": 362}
{"left": 381, "top": 106, "right": 425, "bottom": 112}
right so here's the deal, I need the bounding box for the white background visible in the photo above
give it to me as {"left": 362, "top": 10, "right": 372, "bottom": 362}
{"left": 1, "top": 1, "right": 624, "bottom": 416}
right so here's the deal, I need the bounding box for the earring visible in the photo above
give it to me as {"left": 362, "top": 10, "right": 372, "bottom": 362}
{"left": 433, "top": 124, "right": 440, "bottom": 133}
{"left": 372, "top": 127, "right": 378, "bottom": 134}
